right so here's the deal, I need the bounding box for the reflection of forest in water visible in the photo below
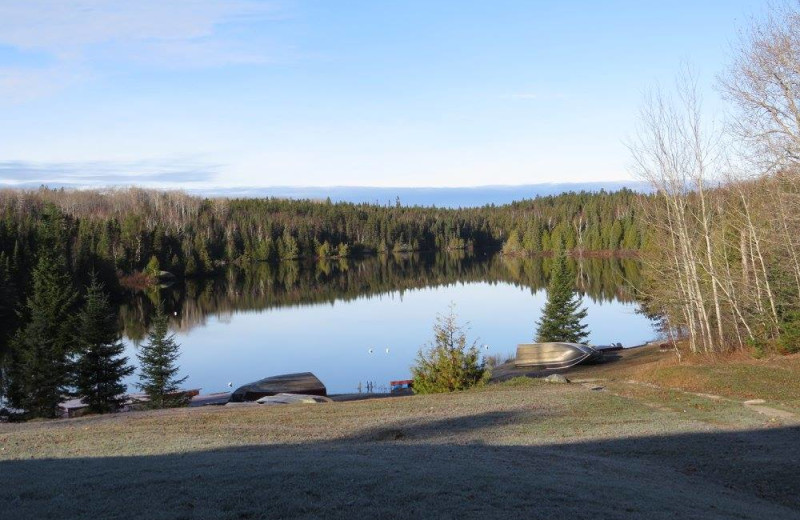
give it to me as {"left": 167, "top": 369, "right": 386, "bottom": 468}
{"left": 119, "top": 252, "right": 643, "bottom": 341}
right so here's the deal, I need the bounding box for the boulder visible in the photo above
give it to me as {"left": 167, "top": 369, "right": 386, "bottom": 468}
{"left": 544, "top": 374, "right": 570, "bottom": 384}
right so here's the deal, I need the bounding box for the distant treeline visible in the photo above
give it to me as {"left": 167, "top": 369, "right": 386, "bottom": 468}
{"left": 0, "top": 186, "right": 646, "bottom": 287}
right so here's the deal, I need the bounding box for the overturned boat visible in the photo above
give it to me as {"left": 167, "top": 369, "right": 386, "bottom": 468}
{"left": 515, "top": 342, "right": 603, "bottom": 369}
{"left": 255, "top": 393, "right": 332, "bottom": 405}
{"left": 230, "top": 372, "right": 327, "bottom": 402}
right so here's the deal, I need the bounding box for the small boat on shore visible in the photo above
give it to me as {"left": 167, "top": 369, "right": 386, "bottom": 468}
{"left": 255, "top": 393, "right": 332, "bottom": 405}
{"left": 515, "top": 342, "right": 603, "bottom": 369}
{"left": 230, "top": 372, "right": 327, "bottom": 402}
{"left": 190, "top": 392, "right": 233, "bottom": 407}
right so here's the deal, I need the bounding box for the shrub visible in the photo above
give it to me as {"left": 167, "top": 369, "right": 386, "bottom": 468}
{"left": 411, "top": 305, "right": 490, "bottom": 394}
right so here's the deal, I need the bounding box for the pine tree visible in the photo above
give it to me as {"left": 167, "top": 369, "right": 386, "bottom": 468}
{"left": 137, "top": 306, "right": 188, "bottom": 408}
{"left": 75, "top": 274, "right": 133, "bottom": 414}
{"left": 411, "top": 304, "right": 490, "bottom": 394}
{"left": 7, "top": 251, "right": 79, "bottom": 417}
{"left": 535, "top": 254, "right": 590, "bottom": 343}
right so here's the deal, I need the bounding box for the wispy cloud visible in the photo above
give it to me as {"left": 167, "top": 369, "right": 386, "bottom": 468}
{"left": 0, "top": 0, "right": 286, "bottom": 101}
{"left": 0, "top": 1, "right": 282, "bottom": 58}
{"left": 0, "top": 158, "right": 220, "bottom": 187}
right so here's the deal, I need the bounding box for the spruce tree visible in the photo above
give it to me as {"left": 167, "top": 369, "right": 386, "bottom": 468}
{"left": 0, "top": 253, "right": 17, "bottom": 349}
{"left": 137, "top": 306, "right": 189, "bottom": 408}
{"left": 75, "top": 274, "right": 133, "bottom": 414}
{"left": 411, "top": 305, "right": 490, "bottom": 394}
{"left": 535, "top": 254, "right": 590, "bottom": 343}
{"left": 0, "top": 254, "right": 17, "bottom": 404}
{"left": 7, "top": 251, "right": 79, "bottom": 417}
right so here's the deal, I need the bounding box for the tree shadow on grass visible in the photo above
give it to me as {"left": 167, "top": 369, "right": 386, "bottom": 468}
{"left": 1, "top": 412, "right": 799, "bottom": 520}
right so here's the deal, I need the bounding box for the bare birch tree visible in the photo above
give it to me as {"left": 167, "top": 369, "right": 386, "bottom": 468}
{"left": 720, "top": 1, "right": 800, "bottom": 171}
{"left": 629, "top": 71, "right": 724, "bottom": 352}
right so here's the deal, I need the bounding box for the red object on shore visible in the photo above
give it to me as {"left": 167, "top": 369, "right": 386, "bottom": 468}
{"left": 390, "top": 380, "right": 413, "bottom": 391}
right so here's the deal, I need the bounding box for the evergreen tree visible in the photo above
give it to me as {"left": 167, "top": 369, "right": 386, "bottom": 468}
{"left": 316, "top": 241, "right": 331, "bottom": 258}
{"left": 0, "top": 253, "right": 17, "bottom": 347}
{"left": 137, "top": 306, "right": 189, "bottom": 408}
{"left": 0, "top": 253, "right": 18, "bottom": 403}
{"left": 184, "top": 254, "right": 199, "bottom": 277}
{"left": 75, "top": 274, "right": 133, "bottom": 414}
{"left": 145, "top": 255, "right": 160, "bottom": 278}
{"left": 535, "top": 254, "right": 590, "bottom": 343}
{"left": 411, "top": 304, "right": 490, "bottom": 394}
{"left": 7, "top": 251, "right": 79, "bottom": 417}
{"left": 501, "top": 229, "right": 523, "bottom": 255}
{"left": 280, "top": 231, "right": 300, "bottom": 260}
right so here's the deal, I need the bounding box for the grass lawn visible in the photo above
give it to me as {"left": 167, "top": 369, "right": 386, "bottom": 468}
{"left": 2, "top": 347, "right": 800, "bottom": 519}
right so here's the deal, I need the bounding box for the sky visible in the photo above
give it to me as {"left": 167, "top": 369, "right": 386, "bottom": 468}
{"left": 0, "top": 0, "right": 767, "bottom": 190}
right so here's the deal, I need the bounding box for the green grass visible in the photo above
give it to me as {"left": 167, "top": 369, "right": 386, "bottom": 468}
{"left": 2, "top": 349, "right": 800, "bottom": 519}
{"left": 614, "top": 352, "right": 800, "bottom": 410}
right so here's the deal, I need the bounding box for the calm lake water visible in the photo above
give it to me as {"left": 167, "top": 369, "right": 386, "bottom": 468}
{"left": 119, "top": 253, "right": 655, "bottom": 395}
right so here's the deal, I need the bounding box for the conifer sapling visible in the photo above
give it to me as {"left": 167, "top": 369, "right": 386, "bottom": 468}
{"left": 137, "top": 305, "right": 189, "bottom": 408}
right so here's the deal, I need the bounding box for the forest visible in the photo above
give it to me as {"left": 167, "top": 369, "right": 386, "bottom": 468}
{"left": 0, "top": 187, "right": 646, "bottom": 415}
{"left": 0, "top": 185, "right": 645, "bottom": 300}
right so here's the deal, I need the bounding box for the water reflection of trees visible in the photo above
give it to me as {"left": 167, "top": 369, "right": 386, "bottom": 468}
{"left": 119, "top": 253, "right": 643, "bottom": 341}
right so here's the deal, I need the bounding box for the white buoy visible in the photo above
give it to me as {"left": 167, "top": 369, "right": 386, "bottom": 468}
{"left": 368, "top": 348, "right": 374, "bottom": 354}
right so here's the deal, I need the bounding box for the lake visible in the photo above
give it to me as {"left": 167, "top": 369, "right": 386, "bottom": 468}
{"left": 119, "top": 253, "right": 655, "bottom": 395}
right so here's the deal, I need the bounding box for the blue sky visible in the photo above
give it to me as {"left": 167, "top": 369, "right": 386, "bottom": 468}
{"left": 0, "top": 0, "right": 766, "bottom": 189}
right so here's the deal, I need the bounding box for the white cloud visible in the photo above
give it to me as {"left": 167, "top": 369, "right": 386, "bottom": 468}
{"left": 0, "top": 1, "right": 281, "bottom": 57}
{"left": 0, "top": 157, "right": 221, "bottom": 187}
{"left": 0, "top": 0, "right": 285, "bottom": 101}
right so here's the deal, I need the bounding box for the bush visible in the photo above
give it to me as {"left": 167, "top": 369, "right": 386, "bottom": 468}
{"left": 411, "top": 305, "right": 490, "bottom": 394}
